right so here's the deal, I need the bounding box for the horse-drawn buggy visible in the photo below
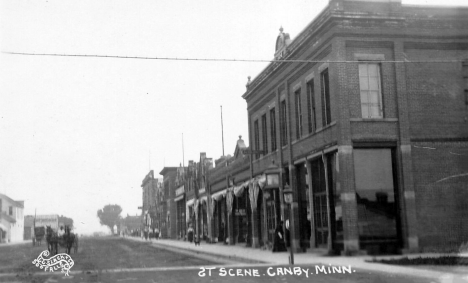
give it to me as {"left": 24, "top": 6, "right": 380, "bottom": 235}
{"left": 32, "top": 226, "right": 45, "bottom": 246}
{"left": 46, "top": 226, "right": 79, "bottom": 255}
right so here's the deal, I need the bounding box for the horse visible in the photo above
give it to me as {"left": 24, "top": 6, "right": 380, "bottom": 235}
{"left": 46, "top": 226, "right": 78, "bottom": 255}
{"left": 46, "top": 226, "right": 56, "bottom": 254}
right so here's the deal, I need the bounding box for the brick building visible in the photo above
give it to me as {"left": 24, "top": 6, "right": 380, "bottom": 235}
{"left": 141, "top": 170, "right": 162, "bottom": 237}
{"left": 242, "top": 0, "right": 468, "bottom": 254}
{"left": 174, "top": 165, "right": 187, "bottom": 239}
{"left": 183, "top": 154, "right": 213, "bottom": 242}
{"left": 159, "top": 167, "right": 177, "bottom": 238}
{"left": 207, "top": 137, "right": 251, "bottom": 245}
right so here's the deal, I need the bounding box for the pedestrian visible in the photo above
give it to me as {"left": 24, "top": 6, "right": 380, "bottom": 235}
{"left": 273, "top": 221, "right": 287, "bottom": 252}
{"left": 219, "top": 222, "right": 225, "bottom": 244}
{"left": 187, "top": 224, "right": 194, "bottom": 243}
{"left": 285, "top": 219, "right": 290, "bottom": 247}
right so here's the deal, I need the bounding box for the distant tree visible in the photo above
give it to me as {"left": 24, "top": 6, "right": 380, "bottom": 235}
{"left": 58, "top": 215, "right": 74, "bottom": 229}
{"left": 97, "top": 204, "right": 122, "bottom": 234}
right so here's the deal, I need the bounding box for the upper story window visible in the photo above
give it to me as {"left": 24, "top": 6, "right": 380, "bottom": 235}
{"left": 9, "top": 206, "right": 13, "bottom": 216}
{"left": 359, "top": 63, "right": 383, "bottom": 118}
{"left": 321, "top": 69, "right": 332, "bottom": 126}
{"left": 261, "top": 114, "right": 268, "bottom": 155}
{"left": 254, "top": 119, "right": 260, "bottom": 159}
{"left": 270, "top": 108, "right": 277, "bottom": 152}
{"left": 280, "top": 100, "right": 288, "bottom": 147}
{"left": 307, "top": 79, "right": 316, "bottom": 133}
{"left": 295, "top": 89, "right": 303, "bottom": 139}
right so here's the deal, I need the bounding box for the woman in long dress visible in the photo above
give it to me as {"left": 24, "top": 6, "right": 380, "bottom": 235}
{"left": 273, "top": 221, "right": 287, "bottom": 252}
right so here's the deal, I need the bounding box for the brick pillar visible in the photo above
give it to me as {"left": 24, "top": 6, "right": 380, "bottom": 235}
{"left": 228, "top": 212, "right": 234, "bottom": 245}
{"left": 305, "top": 160, "right": 316, "bottom": 248}
{"left": 251, "top": 208, "right": 259, "bottom": 248}
{"left": 394, "top": 40, "right": 419, "bottom": 252}
{"left": 332, "top": 38, "right": 360, "bottom": 254}
{"left": 289, "top": 164, "right": 301, "bottom": 253}
{"left": 338, "top": 146, "right": 360, "bottom": 254}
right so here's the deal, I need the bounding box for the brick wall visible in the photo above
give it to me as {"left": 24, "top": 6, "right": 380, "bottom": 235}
{"left": 405, "top": 49, "right": 468, "bottom": 139}
{"left": 412, "top": 141, "right": 468, "bottom": 251}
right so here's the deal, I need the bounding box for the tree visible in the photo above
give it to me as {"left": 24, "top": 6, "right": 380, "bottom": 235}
{"left": 97, "top": 204, "right": 122, "bottom": 234}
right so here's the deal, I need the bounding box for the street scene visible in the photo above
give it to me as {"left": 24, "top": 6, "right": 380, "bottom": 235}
{"left": 1, "top": 0, "right": 468, "bottom": 282}
{"left": 1, "top": 235, "right": 462, "bottom": 283}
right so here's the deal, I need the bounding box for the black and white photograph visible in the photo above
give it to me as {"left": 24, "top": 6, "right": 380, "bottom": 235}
{"left": 1, "top": 0, "right": 467, "bottom": 282}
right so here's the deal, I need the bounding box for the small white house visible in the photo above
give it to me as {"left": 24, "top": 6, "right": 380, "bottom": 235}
{"left": 0, "top": 193, "right": 24, "bottom": 243}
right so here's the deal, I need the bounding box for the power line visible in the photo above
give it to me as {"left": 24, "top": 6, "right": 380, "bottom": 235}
{"left": 1, "top": 51, "right": 464, "bottom": 64}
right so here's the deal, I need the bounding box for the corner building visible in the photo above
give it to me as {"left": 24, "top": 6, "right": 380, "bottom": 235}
{"left": 243, "top": 0, "right": 468, "bottom": 254}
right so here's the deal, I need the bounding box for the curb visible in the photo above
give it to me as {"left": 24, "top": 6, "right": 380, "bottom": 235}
{"left": 125, "top": 237, "right": 267, "bottom": 265}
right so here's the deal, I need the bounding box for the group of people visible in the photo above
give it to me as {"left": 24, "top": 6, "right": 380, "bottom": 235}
{"left": 143, "top": 227, "right": 160, "bottom": 240}
{"left": 184, "top": 221, "right": 289, "bottom": 251}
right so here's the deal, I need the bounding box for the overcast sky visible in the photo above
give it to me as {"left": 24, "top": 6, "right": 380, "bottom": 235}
{"left": 1, "top": 0, "right": 466, "bottom": 235}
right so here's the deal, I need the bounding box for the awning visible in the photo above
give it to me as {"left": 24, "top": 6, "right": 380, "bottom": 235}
{"left": 0, "top": 223, "right": 8, "bottom": 230}
{"left": 234, "top": 180, "right": 251, "bottom": 197}
{"left": 200, "top": 196, "right": 208, "bottom": 204}
{"left": 258, "top": 174, "right": 266, "bottom": 189}
{"left": 211, "top": 189, "right": 227, "bottom": 201}
{"left": 186, "top": 198, "right": 195, "bottom": 206}
{"left": 233, "top": 185, "right": 244, "bottom": 197}
{"left": 0, "top": 212, "right": 16, "bottom": 223}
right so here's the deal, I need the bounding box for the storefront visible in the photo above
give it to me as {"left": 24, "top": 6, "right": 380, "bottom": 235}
{"left": 232, "top": 181, "right": 250, "bottom": 244}
{"left": 211, "top": 189, "right": 227, "bottom": 243}
{"left": 175, "top": 185, "right": 186, "bottom": 239}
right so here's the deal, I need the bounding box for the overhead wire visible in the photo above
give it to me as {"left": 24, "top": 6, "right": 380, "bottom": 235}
{"left": 1, "top": 51, "right": 465, "bottom": 64}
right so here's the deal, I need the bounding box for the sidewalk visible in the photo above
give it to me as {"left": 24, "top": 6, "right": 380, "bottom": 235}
{"left": 125, "top": 236, "right": 468, "bottom": 280}
{"left": 0, "top": 239, "right": 30, "bottom": 246}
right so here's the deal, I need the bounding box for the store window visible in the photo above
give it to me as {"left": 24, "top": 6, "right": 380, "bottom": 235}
{"left": 353, "top": 148, "right": 400, "bottom": 254}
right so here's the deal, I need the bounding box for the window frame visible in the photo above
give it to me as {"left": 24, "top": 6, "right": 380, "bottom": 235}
{"left": 270, "top": 108, "right": 277, "bottom": 152}
{"left": 261, "top": 114, "right": 268, "bottom": 155}
{"left": 254, "top": 119, "right": 260, "bottom": 159}
{"left": 358, "top": 63, "right": 384, "bottom": 119}
{"left": 295, "top": 88, "right": 303, "bottom": 140}
{"left": 320, "top": 69, "right": 331, "bottom": 127}
{"left": 280, "top": 100, "right": 288, "bottom": 147}
{"left": 307, "top": 79, "right": 316, "bottom": 133}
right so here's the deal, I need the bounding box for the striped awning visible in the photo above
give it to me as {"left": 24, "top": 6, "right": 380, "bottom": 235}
{"left": 186, "top": 198, "right": 195, "bottom": 206}
{"left": 211, "top": 189, "right": 227, "bottom": 201}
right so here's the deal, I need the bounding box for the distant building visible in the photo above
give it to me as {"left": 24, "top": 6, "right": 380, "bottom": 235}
{"left": 34, "top": 215, "right": 59, "bottom": 231}
{"left": 159, "top": 167, "right": 178, "bottom": 239}
{"left": 24, "top": 215, "right": 34, "bottom": 240}
{"left": 120, "top": 214, "right": 141, "bottom": 236}
{"left": 174, "top": 165, "right": 187, "bottom": 239}
{"left": 141, "top": 170, "right": 162, "bottom": 237}
{"left": 0, "top": 193, "right": 24, "bottom": 243}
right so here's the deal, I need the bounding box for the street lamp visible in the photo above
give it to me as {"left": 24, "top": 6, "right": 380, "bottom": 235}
{"left": 283, "top": 184, "right": 294, "bottom": 265}
{"left": 264, "top": 160, "right": 280, "bottom": 189}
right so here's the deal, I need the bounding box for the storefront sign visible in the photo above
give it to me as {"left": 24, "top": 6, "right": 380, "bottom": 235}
{"left": 176, "top": 185, "right": 185, "bottom": 196}
{"left": 199, "top": 188, "right": 206, "bottom": 195}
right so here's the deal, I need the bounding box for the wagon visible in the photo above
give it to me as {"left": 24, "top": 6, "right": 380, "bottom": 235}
{"left": 33, "top": 226, "right": 45, "bottom": 246}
